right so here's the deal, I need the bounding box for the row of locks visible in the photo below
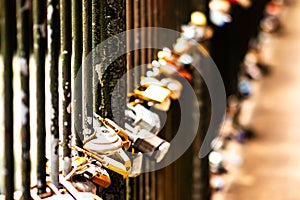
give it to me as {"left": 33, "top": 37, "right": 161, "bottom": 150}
{"left": 29, "top": 10, "right": 212, "bottom": 200}
{"left": 28, "top": 0, "right": 283, "bottom": 197}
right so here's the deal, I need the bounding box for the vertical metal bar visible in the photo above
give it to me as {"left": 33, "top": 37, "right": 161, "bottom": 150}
{"left": 98, "top": 0, "right": 127, "bottom": 199}
{"left": 47, "top": 0, "right": 60, "bottom": 187}
{"left": 147, "top": 0, "right": 153, "bottom": 62}
{"left": 60, "top": 0, "right": 72, "bottom": 175}
{"left": 92, "top": 0, "right": 100, "bottom": 113}
{"left": 82, "top": 0, "right": 93, "bottom": 140}
{"left": 1, "top": 0, "right": 16, "bottom": 198}
{"left": 146, "top": 1, "right": 156, "bottom": 198}
{"left": 33, "top": 0, "right": 47, "bottom": 194}
{"left": 126, "top": 0, "right": 133, "bottom": 94}
{"left": 125, "top": 2, "right": 135, "bottom": 198}
{"left": 140, "top": 0, "right": 147, "bottom": 75}
{"left": 192, "top": 66, "right": 211, "bottom": 200}
{"left": 72, "top": 0, "right": 83, "bottom": 147}
{"left": 153, "top": 0, "right": 158, "bottom": 50}
{"left": 133, "top": 1, "right": 143, "bottom": 199}
{"left": 133, "top": 0, "right": 140, "bottom": 88}
{"left": 17, "top": 0, "right": 31, "bottom": 198}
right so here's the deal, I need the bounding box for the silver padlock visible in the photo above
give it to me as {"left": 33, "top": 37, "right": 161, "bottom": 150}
{"left": 160, "top": 78, "right": 183, "bottom": 99}
{"left": 128, "top": 152, "right": 143, "bottom": 177}
{"left": 125, "top": 124, "right": 170, "bottom": 163}
{"left": 95, "top": 113, "right": 170, "bottom": 163}
{"left": 125, "top": 104, "right": 161, "bottom": 135}
{"left": 81, "top": 119, "right": 131, "bottom": 178}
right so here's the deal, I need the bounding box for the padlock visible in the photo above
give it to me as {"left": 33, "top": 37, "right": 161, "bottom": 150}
{"left": 209, "top": 0, "right": 232, "bottom": 27}
{"left": 226, "top": 0, "right": 252, "bottom": 8}
{"left": 160, "top": 78, "right": 183, "bottom": 99}
{"left": 65, "top": 156, "right": 89, "bottom": 181}
{"left": 180, "top": 11, "right": 207, "bottom": 40}
{"left": 173, "top": 38, "right": 190, "bottom": 54}
{"left": 210, "top": 175, "right": 225, "bottom": 191}
{"left": 125, "top": 103, "right": 161, "bottom": 135}
{"left": 59, "top": 174, "right": 103, "bottom": 200}
{"left": 95, "top": 113, "right": 170, "bottom": 163}
{"left": 128, "top": 128, "right": 170, "bottom": 163}
{"left": 83, "top": 126, "right": 125, "bottom": 154}
{"left": 191, "top": 11, "right": 207, "bottom": 27}
{"left": 128, "top": 152, "right": 143, "bottom": 177}
{"left": 157, "top": 47, "right": 174, "bottom": 61}
{"left": 82, "top": 122, "right": 131, "bottom": 177}
{"left": 130, "top": 84, "right": 172, "bottom": 111}
{"left": 71, "top": 177, "right": 97, "bottom": 194}
{"left": 140, "top": 76, "right": 183, "bottom": 100}
{"left": 238, "top": 78, "right": 252, "bottom": 98}
{"left": 74, "top": 160, "right": 111, "bottom": 188}
{"left": 158, "top": 58, "right": 193, "bottom": 82}
{"left": 133, "top": 84, "right": 171, "bottom": 103}
{"left": 209, "top": 151, "right": 228, "bottom": 174}
{"left": 73, "top": 146, "right": 131, "bottom": 178}
{"left": 157, "top": 59, "right": 179, "bottom": 77}
{"left": 128, "top": 92, "right": 153, "bottom": 109}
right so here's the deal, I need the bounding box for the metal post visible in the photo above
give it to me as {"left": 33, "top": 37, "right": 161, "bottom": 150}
{"left": 133, "top": 0, "right": 140, "bottom": 88}
{"left": 60, "top": 0, "right": 72, "bottom": 175}
{"left": 1, "top": 0, "right": 16, "bottom": 198}
{"left": 82, "top": 0, "right": 93, "bottom": 140}
{"left": 126, "top": 0, "right": 133, "bottom": 94}
{"left": 72, "top": 0, "right": 83, "bottom": 147}
{"left": 47, "top": 0, "right": 60, "bottom": 187}
{"left": 92, "top": 0, "right": 101, "bottom": 113}
{"left": 17, "top": 0, "right": 31, "bottom": 198}
{"left": 147, "top": 0, "right": 153, "bottom": 62}
{"left": 98, "top": 0, "right": 127, "bottom": 199}
{"left": 140, "top": 0, "right": 147, "bottom": 74}
{"left": 33, "top": 0, "right": 47, "bottom": 194}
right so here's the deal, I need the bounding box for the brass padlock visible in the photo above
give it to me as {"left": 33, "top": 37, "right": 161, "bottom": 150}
{"left": 133, "top": 84, "right": 171, "bottom": 104}
{"left": 74, "top": 160, "right": 111, "bottom": 188}
{"left": 73, "top": 146, "right": 131, "bottom": 179}
{"left": 131, "top": 84, "right": 172, "bottom": 111}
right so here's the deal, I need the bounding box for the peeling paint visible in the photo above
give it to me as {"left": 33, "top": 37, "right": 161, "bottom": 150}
{"left": 87, "top": 116, "right": 93, "bottom": 124}
{"left": 67, "top": 103, "right": 71, "bottom": 114}
{"left": 18, "top": 57, "right": 28, "bottom": 76}
{"left": 63, "top": 156, "right": 72, "bottom": 174}
{"left": 21, "top": 0, "right": 31, "bottom": 12}
{"left": 47, "top": 5, "right": 54, "bottom": 20}
{"left": 20, "top": 91, "right": 29, "bottom": 125}
{"left": 34, "top": 23, "right": 47, "bottom": 38}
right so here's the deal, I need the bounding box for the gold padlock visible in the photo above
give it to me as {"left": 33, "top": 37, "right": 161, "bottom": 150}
{"left": 73, "top": 146, "right": 131, "bottom": 178}
{"left": 74, "top": 160, "right": 111, "bottom": 188}
{"left": 133, "top": 84, "right": 171, "bottom": 104}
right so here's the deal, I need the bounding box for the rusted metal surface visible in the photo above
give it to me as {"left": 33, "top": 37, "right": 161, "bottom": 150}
{"left": 33, "top": 0, "right": 47, "bottom": 194}
{"left": 17, "top": 0, "right": 31, "bottom": 198}
{"left": 60, "top": 0, "right": 72, "bottom": 175}
{"left": 72, "top": 0, "right": 83, "bottom": 148}
{"left": 47, "top": 0, "right": 60, "bottom": 188}
{"left": 1, "top": 0, "right": 16, "bottom": 198}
